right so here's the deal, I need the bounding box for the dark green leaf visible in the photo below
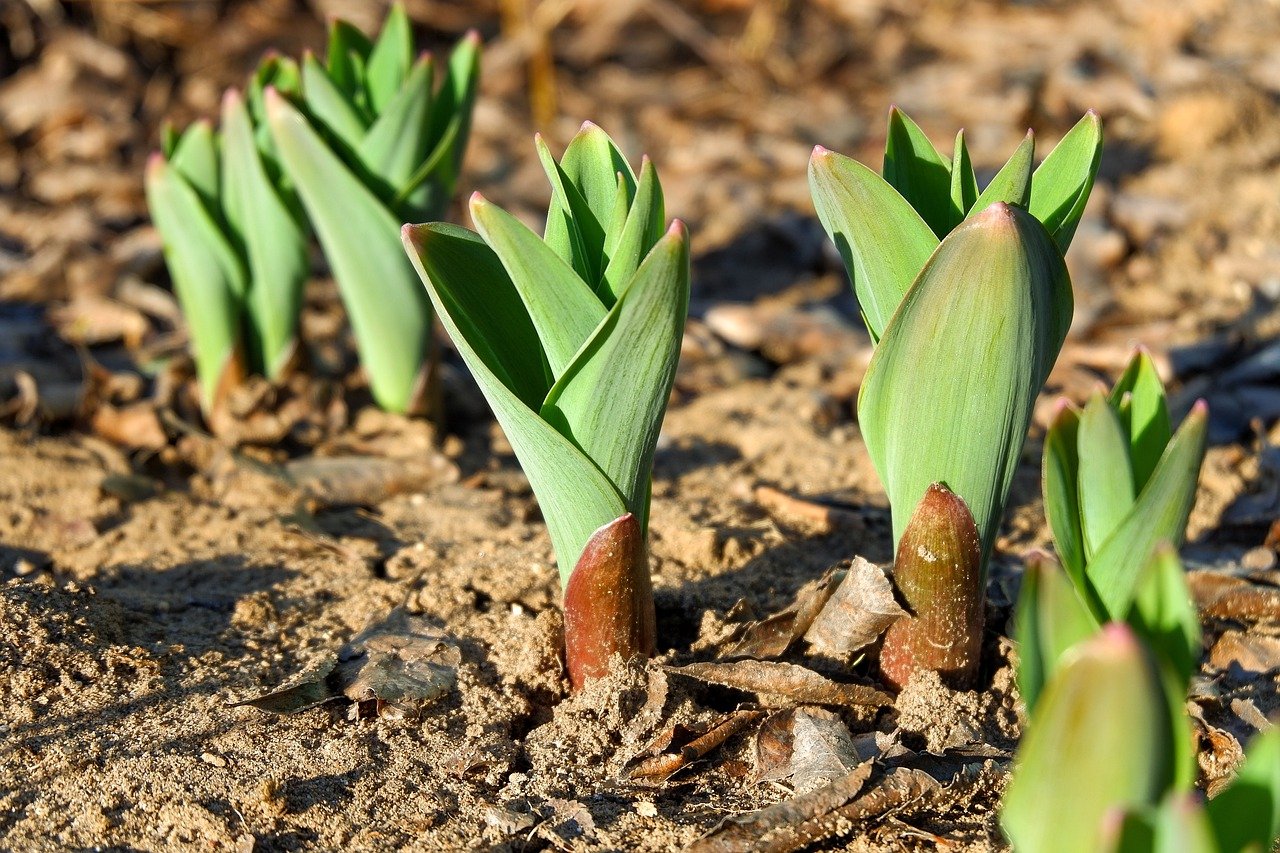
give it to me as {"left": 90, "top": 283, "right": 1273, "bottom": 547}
{"left": 882, "top": 107, "right": 953, "bottom": 237}
{"left": 1043, "top": 401, "right": 1088, "bottom": 588}
{"left": 1029, "top": 111, "right": 1103, "bottom": 252}
{"left": 1109, "top": 349, "right": 1173, "bottom": 492}
{"left": 949, "top": 129, "right": 977, "bottom": 230}
{"left": 1078, "top": 392, "right": 1137, "bottom": 561}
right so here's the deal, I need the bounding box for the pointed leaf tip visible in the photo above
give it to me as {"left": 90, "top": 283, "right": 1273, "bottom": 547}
{"left": 812, "top": 144, "right": 830, "bottom": 158}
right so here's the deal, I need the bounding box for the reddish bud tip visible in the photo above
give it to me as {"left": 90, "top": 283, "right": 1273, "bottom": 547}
{"left": 812, "top": 144, "right": 830, "bottom": 158}
{"left": 580, "top": 119, "right": 601, "bottom": 132}
{"left": 1190, "top": 398, "right": 1209, "bottom": 416}
{"left": 464, "top": 29, "right": 482, "bottom": 45}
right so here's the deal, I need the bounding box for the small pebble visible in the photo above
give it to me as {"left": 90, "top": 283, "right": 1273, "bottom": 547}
{"left": 635, "top": 801, "right": 658, "bottom": 818}
{"left": 1242, "top": 546, "right": 1276, "bottom": 572}
{"left": 200, "top": 752, "right": 227, "bottom": 768}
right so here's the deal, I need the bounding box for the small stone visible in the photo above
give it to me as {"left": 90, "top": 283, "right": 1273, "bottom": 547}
{"left": 635, "top": 801, "right": 658, "bottom": 818}
{"left": 200, "top": 752, "right": 227, "bottom": 768}
{"left": 1241, "top": 546, "right": 1276, "bottom": 572}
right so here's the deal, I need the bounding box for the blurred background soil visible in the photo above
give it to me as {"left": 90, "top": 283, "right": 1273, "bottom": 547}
{"left": 2, "top": 0, "right": 1280, "bottom": 850}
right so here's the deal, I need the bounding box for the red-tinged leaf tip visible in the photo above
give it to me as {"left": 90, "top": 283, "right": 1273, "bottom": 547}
{"left": 1190, "top": 398, "right": 1209, "bottom": 417}
{"left": 400, "top": 223, "right": 427, "bottom": 254}
{"left": 971, "top": 200, "right": 1016, "bottom": 228}
{"left": 563, "top": 513, "right": 655, "bottom": 691}
{"left": 469, "top": 190, "right": 486, "bottom": 207}
{"left": 811, "top": 144, "right": 831, "bottom": 159}
{"left": 667, "top": 219, "right": 688, "bottom": 240}
{"left": 145, "top": 151, "right": 166, "bottom": 176}
{"left": 581, "top": 119, "right": 600, "bottom": 132}
{"left": 1096, "top": 621, "right": 1141, "bottom": 653}
{"left": 221, "top": 88, "right": 243, "bottom": 109}
{"left": 464, "top": 29, "right": 482, "bottom": 45}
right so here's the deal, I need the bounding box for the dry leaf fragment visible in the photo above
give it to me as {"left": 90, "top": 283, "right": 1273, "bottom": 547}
{"left": 628, "top": 710, "right": 765, "bottom": 783}
{"left": 1188, "top": 570, "right": 1280, "bottom": 622}
{"left": 692, "top": 765, "right": 940, "bottom": 853}
{"left": 283, "top": 454, "right": 458, "bottom": 508}
{"left": 1208, "top": 631, "right": 1280, "bottom": 675}
{"left": 804, "top": 556, "right": 904, "bottom": 657}
{"left": 720, "top": 569, "right": 842, "bottom": 659}
{"left": 756, "top": 707, "right": 862, "bottom": 793}
{"left": 754, "top": 485, "right": 862, "bottom": 534}
{"left": 667, "top": 660, "right": 892, "bottom": 708}
{"left": 230, "top": 607, "right": 459, "bottom": 717}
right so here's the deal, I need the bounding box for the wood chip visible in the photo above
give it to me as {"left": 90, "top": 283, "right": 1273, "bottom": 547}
{"left": 628, "top": 709, "right": 765, "bottom": 782}
{"left": 667, "top": 660, "right": 893, "bottom": 708}
{"left": 754, "top": 485, "right": 861, "bottom": 535}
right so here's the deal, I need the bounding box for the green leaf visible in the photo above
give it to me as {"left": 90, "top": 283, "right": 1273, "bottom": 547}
{"left": 357, "top": 55, "right": 435, "bottom": 198}
{"left": 1044, "top": 401, "right": 1088, "bottom": 588}
{"left": 1086, "top": 402, "right": 1208, "bottom": 617}
{"left": 1002, "top": 624, "right": 1177, "bottom": 853}
{"left": 1014, "top": 551, "right": 1100, "bottom": 715}
{"left": 541, "top": 223, "right": 690, "bottom": 547}
{"left": 144, "top": 155, "right": 245, "bottom": 412}
{"left": 219, "top": 90, "right": 308, "bottom": 379}
{"left": 469, "top": 194, "right": 606, "bottom": 377}
{"left": 364, "top": 2, "right": 413, "bottom": 114}
{"left": 808, "top": 146, "right": 939, "bottom": 342}
{"left": 300, "top": 52, "right": 368, "bottom": 149}
{"left": 600, "top": 157, "right": 666, "bottom": 306}
{"left": 325, "top": 19, "right": 373, "bottom": 96}
{"left": 1206, "top": 728, "right": 1280, "bottom": 853}
{"left": 542, "top": 123, "right": 637, "bottom": 290}
{"left": 1029, "top": 111, "right": 1103, "bottom": 252}
{"left": 1109, "top": 349, "right": 1173, "bottom": 492}
{"left": 970, "top": 130, "right": 1034, "bottom": 217}
{"left": 857, "top": 203, "right": 1072, "bottom": 566}
{"left": 168, "top": 120, "right": 219, "bottom": 206}
{"left": 267, "top": 90, "right": 430, "bottom": 413}
{"left": 1078, "top": 392, "right": 1137, "bottom": 561}
{"left": 404, "top": 222, "right": 626, "bottom": 578}
{"left": 949, "top": 129, "right": 978, "bottom": 229}
{"left": 882, "top": 107, "right": 953, "bottom": 238}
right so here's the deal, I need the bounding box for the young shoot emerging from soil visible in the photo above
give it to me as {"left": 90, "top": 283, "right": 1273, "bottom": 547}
{"left": 810, "top": 109, "right": 1102, "bottom": 687}
{"left": 403, "top": 123, "right": 690, "bottom": 690}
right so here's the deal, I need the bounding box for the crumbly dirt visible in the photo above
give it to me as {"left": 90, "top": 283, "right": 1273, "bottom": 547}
{"left": 3, "top": 0, "right": 1280, "bottom": 850}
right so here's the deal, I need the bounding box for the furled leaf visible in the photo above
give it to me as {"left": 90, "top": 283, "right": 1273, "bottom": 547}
{"left": 1002, "top": 624, "right": 1176, "bottom": 853}
{"left": 469, "top": 193, "right": 605, "bottom": 377}
{"left": 882, "top": 107, "right": 953, "bottom": 238}
{"left": 357, "top": 55, "right": 435, "bottom": 203}
{"left": 808, "top": 146, "right": 939, "bottom": 341}
{"left": 325, "top": 19, "right": 373, "bottom": 97}
{"left": 1043, "top": 400, "right": 1087, "bottom": 587}
{"left": 1109, "top": 349, "right": 1173, "bottom": 492}
{"left": 1078, "top": 392, "right": 1137, "bottom": 561}
{"left": 969, "top": 130, "right": 1034, "bottom": 217}
{"left": 144, "top": 155, "right": 245, "bottom": 412}
{"left": 300, "top": 52, "right": 367, "bottom": 149}
{"left": 1014, "top": 551, "right": 1100, "bottom": 714}
{"left": 949, "top": 129, "right": 978, "bottom": 228}
{"left": 1206, "top": 728, "right": 1280, "bottom": 853}
{"left": 600, "top": 157, "right": 666, "bottom": 304}
{"left": 1086, "top": 402, "right": 1208, "bottom": 617}
{"left": 219, "top": 89, "right": 308, "bottom": 378}
{"left": 858, "top": 203, "right": 1071, "bottom": 565}
{"left": 1028, "top": 110, "right": 1103, "bottom": 252}
{"left": 541, "top": 223, "right": 690, "bottom": 540}
{"left": 403, "top": 222, "right": 627, "bottom": 576}
{"left": 267, "top": 89, "right": 430, "bottom": 413}
{"left": 364, "top": 2, "right": 413, "bottom": 114}
{"left": 168, "top": 120, "right": 220, "bottom": 205}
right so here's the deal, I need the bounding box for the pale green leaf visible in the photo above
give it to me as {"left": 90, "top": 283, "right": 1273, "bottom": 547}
{"left": 857, "top": 204, "right": 1071, "bottom": 565}
{"left": 144, "top": 156, "right": 244, "bottom": 412}
{"left": 168, "top": 121, "right": 219, "bottom": 206}
{"left": 1086, "top": 403, "right": 1208, "bottom": 617}
{"left": 949, "top": 129, "right": 978, "bottom": 229}
{"left": 970, "top": 130, "right": 1034, "bottom": 216}
{"left": 267, "top": 90, "right": 430, "bottom": 413}
{"left": 469, "top": 194, "right": 606, "bottom": 378}
{"left": 1078, "top": 392, "right": 1137, "bottom": 561}
{"left": 537, "top": 134, "right": 602, "bottom": 286}
{"left": 403, "top": 222, "right": 626, "bottom": 578}
{"left": 808, "top": 146, "right": 939, "bottom": 341}
{"left": 1013, "top": 551, "right": 1100, "bottom": 715}
{"left": 364, "top": 2, "right": 412, "bottom": 114}
{"left": 357, "top": 55, "right": 435, "bottom": 198}
{"left": 541, "top": 224, "right": 690, "bottom": 547}
{"left": 1109, "top": 349, "right": 1172, "bottom": 492}
{"left": 1002, "top": 625, "right": 1175, "bottom": 853}
{"left": 301, "top": 52, "right": 367, "bottom": 149}
{"left": 882, "top": 107, "right": 953, "bottom": 238}
{"left": 1043, "top": 401, "right": 1088, "bottom": 589}
{"left": 1029, "top": 111, "right": 1103, "bottom": 252}
{"left": 220, "top": 90, "right": 308, "bottom": 378}
{"left": 600, "top": 157, "right": 666, "bottom": 306}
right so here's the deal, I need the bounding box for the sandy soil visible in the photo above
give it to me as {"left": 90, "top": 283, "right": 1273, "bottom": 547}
{"left": 2, "top": 0, "right": 1280, "bottom": 850}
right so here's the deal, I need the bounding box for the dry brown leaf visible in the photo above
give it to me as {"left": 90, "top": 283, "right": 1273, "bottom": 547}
{"left": 230, "top": 606, "right": 459, "bottom": 718}
{"left": 720, "top": 570, "right": 842, "bottom": 659}
{"left": 755, "top": 707, "right": 861, "bottom": 792}
{"left": 668, "top": 660, "right": 893, "bottom": 708}
{"left": 284, "top": 454, "right": 459, "bottom": 508}
{"left": 90, "top": 402, "right": 167, "bottom": 450}
{"left": 804, "top": 556, "right": 904, "bottom": 657}
{"left": 628, "top": 709, "right": 765, "bottom": 783}
{"left": 1208, "top": 631, "right": 1280, "bottom": 674}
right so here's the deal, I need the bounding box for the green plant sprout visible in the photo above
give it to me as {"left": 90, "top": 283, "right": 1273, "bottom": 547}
{"left": 402, "top": 124, "right": 688, "bottom": 690}
{"left": 145, "top": 56, "right": 307, "bottom": 419}
{"left": 809, "top": 108, "right": 1102, "bottom": 688}
{"left": 266, "top": 4, "right": 480, "bottom": 414}
{"left": 1004, "top": 588, "right": 1280, "bottom": 853}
